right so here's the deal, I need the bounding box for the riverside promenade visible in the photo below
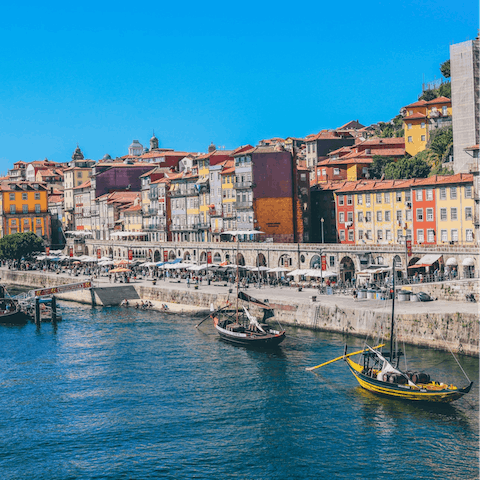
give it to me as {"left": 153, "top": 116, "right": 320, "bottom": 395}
{"left": 1, "top": 267, "right": 478, "bottom": 355}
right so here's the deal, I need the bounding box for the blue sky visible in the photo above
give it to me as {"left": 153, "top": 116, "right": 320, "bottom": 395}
{"left": 0, "top": 0, "right": 477, "bottom": 172}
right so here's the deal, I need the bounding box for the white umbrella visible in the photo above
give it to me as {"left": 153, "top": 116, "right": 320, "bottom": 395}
{"left": 268, "top": 267, "right": 290, "bottom": 273}
{"left": 187, "top": 264, "right": 208, "bottom": 271}
{"left": 98, "top": 260, "right": 115, "bottom": 266}
{"left": 287, "top": 269, "right": 309, "bottom": 276}
{"left": 221, "top": 230, "right": 264, "bottom": 236}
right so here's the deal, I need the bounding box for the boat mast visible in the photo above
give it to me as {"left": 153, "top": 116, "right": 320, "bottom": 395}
{"left": 390, "top": 258, "right": 396, "bottom": 365}
{"left": 236, "top": 234, "right": 239, "bottom": 324}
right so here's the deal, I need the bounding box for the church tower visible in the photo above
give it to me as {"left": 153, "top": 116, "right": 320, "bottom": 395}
{"left": 150, "top": 132, "right": 159, "bottom": 151}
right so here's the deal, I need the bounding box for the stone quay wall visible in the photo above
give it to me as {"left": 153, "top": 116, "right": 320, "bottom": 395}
{"left": 2, "top": 269, "right": 477, "bottom": 356}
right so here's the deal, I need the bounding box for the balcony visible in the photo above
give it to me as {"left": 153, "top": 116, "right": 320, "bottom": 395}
{"left": 474, "top": 213, "right": 480, "bottom": 226}
{"left": 234, "top": 180, "right": 254, "bottom": 189}
{"left": 196, "top": 222, "right": 210, "bottom": 230}
{"left": 236, "top": 200, "right": 253, "bottom": 209}
{"left": 170, "top": 188, "right": 198, "bottom": 197}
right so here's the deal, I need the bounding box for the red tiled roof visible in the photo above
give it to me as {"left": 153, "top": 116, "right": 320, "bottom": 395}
{"left": 404, "top": 112, "right": 427, "bottom": 120}
{"left": 404, "top": 99, "right": 428, "bottom": 108}
{"left": 73, "top": 180, "right": 91, "bottom": 190}
{"left": 48, "top": 194, "right": 64, "bottom": 204}
{"left": 426, "top": 96, "right": 451, "bottom": 105}
{"left": 464, "top": 144, "right": 479, "bottom": 151}
{"left": 122, "top": 204, "right": 142, "bottom": 212}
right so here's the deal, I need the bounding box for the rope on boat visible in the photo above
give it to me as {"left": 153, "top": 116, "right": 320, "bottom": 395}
{"left": 438, "top": 329, "right": 472, "bottom": 383}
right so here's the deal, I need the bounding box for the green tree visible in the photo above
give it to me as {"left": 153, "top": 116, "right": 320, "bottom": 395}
{"left": 438, "top": 82, "right": 451, "bottom": 98}
{"left": 440, "top": 59, "right": 450, "bottom": 78}
{"left": 0, "top": 232, "right": 44, "bottom": 262}
{"left": 419, "top": 89, "right": 437, "bottom": 101}
{"left": 429, "top": 127, "right": 453, "bottom": 162}
{"left": 368, "top": 156, "right": 396, "bottom": 179}
{"left": 384, "top": 156, "right": 430, "bottom": 179}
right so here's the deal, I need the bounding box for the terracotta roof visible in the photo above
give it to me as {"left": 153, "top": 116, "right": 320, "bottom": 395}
{"left": 73, "top": 180, "right": 91, "bottom": 190}
{"left": 426, "top": 96, "right": 451, "bottom": 105}
{"left": 359, "top": 137, "right": 405, "bottom": 147}
{"left": 404, "top": 99, "right": 428, "bottom": 108}
{"left": 336, "top": 120, "right": 365, "bottom": 130}
{"left": 305, "top": 130, "right": 349, "bottom": 141}
{"left": 464, "top": 144, "right": 479, "bottom": 151}
{"left": 106, "top": 191, "right": 141, "bottom": 204}
{"left": 413, "top": 173, "right": 473, "bottom": 186}
{"left": 328, "top": 146, "right": 352, "bottom": 157}
{"left": 151, "top": 177, "right": 171, "bottom": 185}
{"left": 48, "top": 194, "right": 64, "bottom": 204}
{"left": 122, "top": 204, "right": 142, "bottom": 212}
{"left": 404, "top": 112, "right": 427, "bottom": 121}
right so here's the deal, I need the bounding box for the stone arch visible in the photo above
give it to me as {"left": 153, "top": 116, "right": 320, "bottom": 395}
{"left": 200, "top": 251, "right": 207, "bottom": 263}
{"left": 213, "top": 252, "right": 222, "bottom": 263}
{"left": 376, "top": 255, "right": 384, "bottom": 265}
{"left": 153, "top": 250, "right": 161, "bottom": 262}
{"left": 408, "top": 257, "right": 420, "bottom": 268}
{"left": 236, "top": 253, "right": 245, "bottom": 266}
{"left": 169, "top": 250, "right": 176, "bottom": 260}
{"left": 393, "top": 255, "right": 402, "bottom": 267}
{"left": 108, "top": 247, "right": 113, "bottom": 257}
{"left": 339, "top": 256, "right": 355, "bottom": 282}
{"left": 279, "top": 254, "right": 292, "bottom": 267}
{"left": 256, "top": 253, "right": 267, "bottom": 267}
{"left": 184, "top": 251, "right": 191, "bottom": 261}
{"left": 310, "top": 254, "right": 321, "bottom": 269}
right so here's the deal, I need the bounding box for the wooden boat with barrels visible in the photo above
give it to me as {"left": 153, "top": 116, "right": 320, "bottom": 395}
{"left": 308, "top": 260, "right": 473, "bottom": 403}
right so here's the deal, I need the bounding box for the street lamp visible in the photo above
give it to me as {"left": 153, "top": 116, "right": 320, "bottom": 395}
{"left": 321, "top": 217, "right": 324, "bottom": 244}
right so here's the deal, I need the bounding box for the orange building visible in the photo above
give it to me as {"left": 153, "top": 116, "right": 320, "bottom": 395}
{"left": 1, "top": 182, "right": 51, "bottom": 242}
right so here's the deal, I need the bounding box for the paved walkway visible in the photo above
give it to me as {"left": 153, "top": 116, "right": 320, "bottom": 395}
{"left": 4, "top": 268, "right": 477, "bottom": 317}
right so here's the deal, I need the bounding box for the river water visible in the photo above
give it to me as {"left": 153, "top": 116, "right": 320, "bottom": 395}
{"left": 0, "top": 301, "right": 478, "bottom": 480}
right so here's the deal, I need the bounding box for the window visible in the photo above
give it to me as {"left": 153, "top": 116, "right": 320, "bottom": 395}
{"left": 22, "top": 193, "right": 27, "bottom": 200}
{"left": 384, "top": 192, "right": 390, "bottom": 203}
{"left": 417, "top": 229, "right": 424, "bottom": 243}
{"left": 441, "top": 229, "right": 448, "bottom": 242}
{"left": 348, "top": 230, "right": 354, "bottom": 241}
{"left": 407, "top": 123, "right": 412, "bottom": 130}
{"left": 339, "top": 230, "right": 345, "bottom": 241}
{"left": 421, "top": 122, "right": 425, "bottom": 129}
{"left": 35, "top": 204, "right": 40, "bottom": 213}
{"left": 366, "top": 230, "right": 372, "bottom": 240}
{"left": 376, "top": 211, "right": 382, "bottom": 222}
{"left": 347, "top": 211, "right": 353, "bottom": 222}
{"left": 415, "top": 189, "right": 423, "bottom": 201}
{"left": 300, "top": 173, "right": 307, "bottom": 182}
{"left": 440, "top": 187, "right": 447, "bottom": 200}
{"left": 450, "top": 187, "right": 457, "bottom": 199}
{"left": 386, "top": 230, "right": 392, "bottom": 241}
{"left": 451, "top": 229, "right": 458, "bottom": 242}
{"left": 409, "top": 110, "right": 413, "bottom": 115}
{"left": 347, "top": 195, "right": 353, "bottom": 205}
{"left": 376, "top": 193, "right": 382, "bottom": 204}
{"left": 421, "top": 135, "right": 426, "bottom": 141}
{"left": 406, "top": 228, "right": 412, "bottom": 239}
{"left": 357, "top": 195, "right": 363, "bottom": 205}
{"left": 397, "top": 229, "right": 402, "bottom": 241}
{"left": 405, "top": 191, "right": 411, "bottom": 202}
{"left": 442, "top": 106, "right": 448, "bottom": 115}
{"left": 466, "top": 229, "right": 473, "bottom": 242}
{"left": 451, "top": 207, "right": 457, "bottom": 221}
{"left": 426, "top": 208, "right": 433, "bottom": 221}
{"left": 465, "top": 207, "right": 473, "bottom": 220}
{"left": 77, "top": 171, "right": 82, "bottom": 178}
{"left": 11, "top": 219, "right": 16, "bottom": 226}
{"left": 396, "top": 210, "right": 403, "bottom": 221}
{"left": 406, "top": 209, "right": 412, "bottom": 221}
{"left": 440, "top": 208, "right": 447, "bottom": 221}
{"left": 339, "top": 212, "right": 345, "bottom": 223}
{"left": 365, "top": 211, "right": 372, "bottom": 222}
{"left": 338, "top": 195, "right": 344, "bottom": 206}
{"left": 377, "top": 230, "right": 383, "bottom": 241}
{"left": 333, "top": 168, "right": 340, "bottom": 175}
{"left": 465, "top": 185, "right": 472, "bottom": 198}
{"left": 416, "top": 208, "right": 423, "bottom": 221}
{"left": 322, "top": 168, "right": 326, "bottom": 176}
{"left": 358, "top": 211, "right": 364, "bottom": 222}
{"left": 22, "top": 205, "right": 28, "bottom": 213}
{"left": 358, "top": 230, "right": 364, "bottom": 240}
{"left": 427, "top": 229, "right": 435, "bottom": 242}
{"left": 426, "top": 189, "right": 433, "bottom": 200}
{"left": 408, "top": 136, "right": 412, "bottom": 143}
{"left": 9, "top": 193, "right": 15, "bottom": 200}
{"left": 396, "top": 192, "right": 402, "bottom": 202}
{"left": 385, "top": 210, "right": 391, "bottom": 221}
{"left": 365, "top": 194, "right": 371, "bottom": 206}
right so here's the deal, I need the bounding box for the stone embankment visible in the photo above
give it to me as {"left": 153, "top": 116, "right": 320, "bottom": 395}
{"left": 1, "top": 268, "right": 478, "bottom": 356}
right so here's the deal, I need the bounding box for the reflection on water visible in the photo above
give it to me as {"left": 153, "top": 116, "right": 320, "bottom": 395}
{"left": 0, "top": 302, "right": 477, "bottom": 479}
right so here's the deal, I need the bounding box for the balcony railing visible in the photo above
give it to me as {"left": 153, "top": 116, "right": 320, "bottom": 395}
{"left": 236, "top": 200, "right": 253, "bottom": 209}
{"left": 170, "top": 188, "right": 198, "bottom": 197}
{"left": 234, "top": 181, "right": 253, "bottom": 189}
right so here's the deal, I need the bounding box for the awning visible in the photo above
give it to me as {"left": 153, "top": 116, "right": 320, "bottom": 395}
{"left": 462, "top": 258, "right": 475, "bottom": 267}
{"left": 445, "top": 257, "right": 458, "bottom": 266}
{"left": 415, "top": 254, "right": 442, "bottom": 266}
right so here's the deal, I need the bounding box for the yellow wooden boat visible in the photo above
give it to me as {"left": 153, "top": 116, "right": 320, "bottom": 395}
{"left": 308, "top": 259, "right": 473, "bottom": 404}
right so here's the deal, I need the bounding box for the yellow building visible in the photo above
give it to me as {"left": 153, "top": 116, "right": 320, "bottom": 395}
{"left": 220, "top": 161, "right": 236, "bottom": 235}
{"left": 431, "top": 174, "right": 475, "bottom": 244}
{"left": 1, "top": 182, "right": 51, "bottom": 241}
{"left": 403, "top": 96, "right": 452, "bottom": 156}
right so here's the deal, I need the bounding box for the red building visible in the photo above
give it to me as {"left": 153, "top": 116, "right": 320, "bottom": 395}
{"left": 411, "top": 179, "right": 436, "bottom": 245}
{"left": 334, "top": 183, "right": 357, "bottom": 244}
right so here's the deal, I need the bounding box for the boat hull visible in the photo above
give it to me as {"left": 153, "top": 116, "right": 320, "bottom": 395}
{"left": 0, "top": 309, "right": 28, "bottom": 325}
{"left": 346, "top": 358, "right": 471, "bottom": 403}
{"left": 215, "top": 324, "right": 285, "bottom": 347}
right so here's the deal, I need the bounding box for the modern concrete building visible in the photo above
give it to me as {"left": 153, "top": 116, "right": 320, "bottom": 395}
{"left": 450, "top": 35, "right": 480, "bottom": 173}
